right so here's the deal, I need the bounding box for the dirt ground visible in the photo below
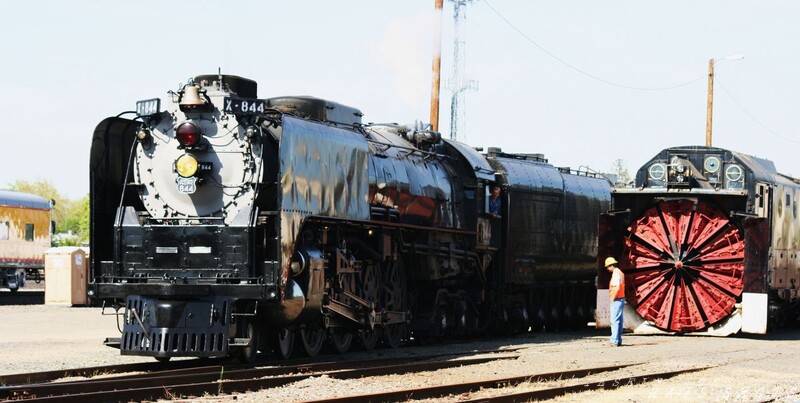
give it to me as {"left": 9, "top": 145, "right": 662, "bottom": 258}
{"left": 1, "top": 300, "right": 799, "bottom": 402}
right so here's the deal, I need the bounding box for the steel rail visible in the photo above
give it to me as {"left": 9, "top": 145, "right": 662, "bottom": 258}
{"left": 0, "top": 360, "right": 201, "bottom": 387}
{"left": 458, "top": 366, "right": 714, "bottom": 402}
{"left": 2, "top": 354, "right": 518, "bottom": 402}
{"left": 0, "top": 346, "right": 519, "bottom": 387}
{"left": 305, "top": 365, "right": 712, "bottom": 403}
{"left": 302, "top": 363, "right": 635, "bottom": 403}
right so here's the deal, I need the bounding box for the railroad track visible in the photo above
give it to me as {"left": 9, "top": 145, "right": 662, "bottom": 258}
{"left": 0, "top": 347, "right": 519, "bottom": 402}
{"left": 0, "top": 290, "right": 43, "bottom": 305}
{"left": 0, "top": 346, "right": 522, "bottom": 387}
{"left": 304, "top": 364, "right": 712, "bottom": 402}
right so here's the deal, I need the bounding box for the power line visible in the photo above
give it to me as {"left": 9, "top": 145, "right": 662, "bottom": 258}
{"left": 716, "top": 79, "right": 800, "bottom": 144}
{"left": 480, "top": 1, "right": 798, "bottom": 145}
{"left": 481, "top": 0, "right": 705, "bottom": 91}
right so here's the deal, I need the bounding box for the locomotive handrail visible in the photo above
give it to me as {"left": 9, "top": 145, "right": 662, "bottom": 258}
{"left": 612, "top": 188, "right": 748, "bottom": 195}
{"left": 147, "top": 217, "right": 226, "bottom": 221}
{"left": 364, "top": 137, "right": 454, "bottom": 162}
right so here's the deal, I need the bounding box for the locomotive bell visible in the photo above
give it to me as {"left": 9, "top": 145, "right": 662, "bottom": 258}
{"left": 179, "top": 85, "right": 206, "bottom": 111}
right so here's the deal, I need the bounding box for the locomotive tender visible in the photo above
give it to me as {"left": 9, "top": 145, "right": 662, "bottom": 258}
{"left": 598, "top": 145, "right": 800, "bottom": 335}
{"left": 89, "top": 74, "right": 610, "bottom": 361}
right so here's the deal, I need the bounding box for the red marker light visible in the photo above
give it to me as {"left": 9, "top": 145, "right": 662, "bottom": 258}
{"left": 176, "top": 122, "right": 201, "bottom": 146}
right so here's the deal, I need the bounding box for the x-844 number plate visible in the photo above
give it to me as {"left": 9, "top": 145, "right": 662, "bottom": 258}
{"left": 224, "top": 97, "right": 268, "bottom": 115}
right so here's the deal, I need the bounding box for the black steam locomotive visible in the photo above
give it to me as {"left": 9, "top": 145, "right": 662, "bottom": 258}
{"left": 89, "top": 74, "right": 610, "bottom": 361}
{"left": 598, "top": 145, "right": 800, "bottom": 335}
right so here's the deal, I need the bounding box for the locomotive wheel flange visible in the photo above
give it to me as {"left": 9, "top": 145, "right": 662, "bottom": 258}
{"left": 623, "top": 199, "right": 745, "bottom": 332}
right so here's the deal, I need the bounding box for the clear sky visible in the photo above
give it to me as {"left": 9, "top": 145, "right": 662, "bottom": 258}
{"left": 2, "top": 1, "right": 799, "bottom": 199}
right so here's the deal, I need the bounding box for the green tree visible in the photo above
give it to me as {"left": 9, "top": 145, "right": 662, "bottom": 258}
{"left": 63, "top": 195, "right": 90, "bottom": 242}
{"left": 8, "top": 179, "right": 66, "bottom": 211}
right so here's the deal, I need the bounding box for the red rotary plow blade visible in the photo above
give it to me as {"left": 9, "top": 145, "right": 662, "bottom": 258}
{"left": 622, "top": 199, "right": 745, "bottom": 332}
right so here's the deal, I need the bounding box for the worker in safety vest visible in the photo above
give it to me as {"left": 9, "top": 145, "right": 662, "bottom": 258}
{"left": 605, "top": 257, "right": 625, "bottom": 346}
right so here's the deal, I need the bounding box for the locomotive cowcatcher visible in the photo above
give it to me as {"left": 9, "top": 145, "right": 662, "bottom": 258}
{"left": 597, "top": 145, "right": 800, "bottom": 335}
{"left": 89, "top": 74, "right": 610, "bottom": 361}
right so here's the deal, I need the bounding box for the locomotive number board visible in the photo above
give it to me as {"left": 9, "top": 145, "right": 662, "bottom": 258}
{"left": 224, "top": 97, "right": 268, "bottom": 115}
{"left": 136, "top": 98, "right": 160, "bottom": 117}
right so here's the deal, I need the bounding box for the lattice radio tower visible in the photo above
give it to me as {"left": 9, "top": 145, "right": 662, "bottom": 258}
{"left": 447, "top": 0, "right": 478, "bottom": 142}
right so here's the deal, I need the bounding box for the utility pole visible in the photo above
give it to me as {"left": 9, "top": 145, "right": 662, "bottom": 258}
{"left": 705, "top": 58, "right": 714, "bottom": 147}
{"left": 429, "top": 0, "right": 444, "bottom": 133}
{"left": 705, "top": 54, "right": 743, "bottom": 147}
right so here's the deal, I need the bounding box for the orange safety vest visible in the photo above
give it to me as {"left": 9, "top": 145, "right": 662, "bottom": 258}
{"left": 609, "top": 268, "right": 625, "bottom": 300}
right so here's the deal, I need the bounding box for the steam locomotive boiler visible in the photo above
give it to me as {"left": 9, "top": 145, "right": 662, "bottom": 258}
{"left": 89, "top": 74, "right": 611, "bottom": 362}
{"left": 597, "top": 145, "right": 800, "bottom": 335}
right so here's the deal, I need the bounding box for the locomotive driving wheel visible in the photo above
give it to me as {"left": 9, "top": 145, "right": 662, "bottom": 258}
{"left": 238, "top": 320, "right": 259, "bottom": 363}
{"left": 329, "top": 328, "right": 353, "bottom": 354}
{"left": 382, "top": 259, "right": 408, "bottom": 349}
{"left": 623, "top": 199, "right": 745, "bottom": 332}
{"left": 299, "top": 325, "right": 325, "bottom": 357}
{"left": 273, "top": 327, "right": 294, "bottom": 359}
{"left": 329, "top": 271, "right": 357, "bottom": 354}
{"left": 359, "top": 262, "right": 382, "bottom": 350}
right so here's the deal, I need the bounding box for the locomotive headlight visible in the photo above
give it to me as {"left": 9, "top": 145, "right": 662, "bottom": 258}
{"left": 175, "top": 154, "right": 199, "bottom": 177}
{"left": 724, "top": 164, "right": 745, "bottom": 189}
{"left": 704, "top": 156, "right": 721, "bottom": 173}
{"left": 136, "top": 128, "right": 152, "bottom": 149}
{"left": 725, "top": 164, "right": 743, "bottom": 182}
{"left": 648, "top": 163, "right": 666, "bottom": 180}
{"left": 176, "top": 122, "right": 201, "bottom": 147}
